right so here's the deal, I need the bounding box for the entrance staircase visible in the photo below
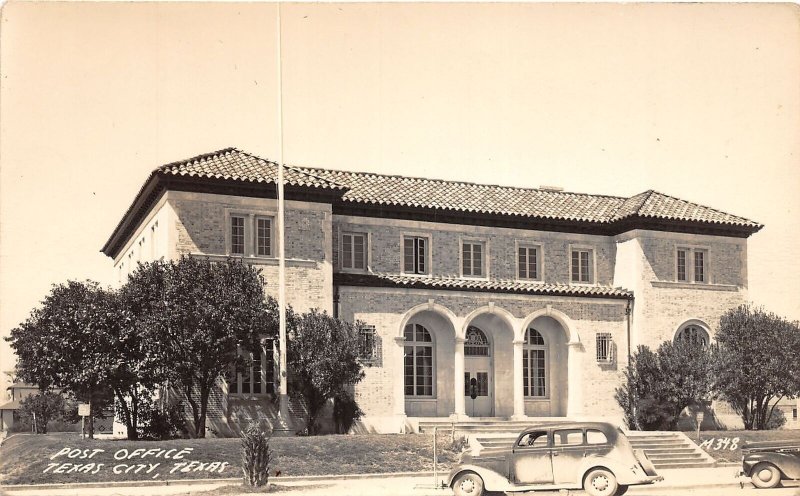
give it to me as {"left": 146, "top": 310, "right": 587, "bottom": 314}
{"left": 415, "top": 419, "right": 716, "bottom": 469}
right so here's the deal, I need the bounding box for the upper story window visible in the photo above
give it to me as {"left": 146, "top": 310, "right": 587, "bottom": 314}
{"left": 462, "top": 241, "right": 485, "bottom": 277}
{"left": 342, "top": 232, "right": 367, "bottom": 270}
{"left": 227, "top": 213, "right": 274, "bottom": 257}
{"left": 256, "top": 217, "right": 273, "bottom": 257}
{"left": 677, "top": 247, "right": 708, "bottom": 283}
{"left": 518, "top": 245, "right": 541, "bottom": 280}
{"left": 570, "top": 248, "right": 594, "bottom": 284}
{"left": 231, "top": 215, "right": 246, "bottom": 255}
{"left": 403, "top": 236, "right": 428, "bottom": 275}
{"left": 150, "top": 222, "right": 158, "bottom": 260}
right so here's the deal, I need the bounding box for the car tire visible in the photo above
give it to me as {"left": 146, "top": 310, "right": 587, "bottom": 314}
{"left": 583, "top": 468, "right": 619, "bottom": 496}
{"left": 452, "top": 471, "right": 484, "bottom": 496}
{"left": 750, "top": 463, "right": 781, "bottom": 489}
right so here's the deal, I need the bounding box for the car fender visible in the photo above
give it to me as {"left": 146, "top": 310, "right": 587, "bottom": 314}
{"left": 578, "top": 456, "right": 640, "bottom": 486}
{"left": 744, "top": 452, "right": 800, "bottom": 479}
{"left": 448, "top": 464, "right": 512, "bottom": 492}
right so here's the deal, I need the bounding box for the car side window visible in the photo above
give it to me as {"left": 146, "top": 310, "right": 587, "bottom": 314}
{"left": 553, "top": 429, "right": 584, "bottom": 446}
{"left": 517, "top": 431, "right": 549, "bottom": 448}
{"left": 586, "top": 429, "right": 609, "bottom": 444}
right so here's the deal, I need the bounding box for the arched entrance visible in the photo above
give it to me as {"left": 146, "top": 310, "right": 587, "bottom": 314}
{"left": 464, "top": 326, "right": 492, "bottom": 416}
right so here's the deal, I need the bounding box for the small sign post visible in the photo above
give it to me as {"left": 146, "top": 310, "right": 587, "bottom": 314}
{"left": 78, "top": 403, "right": 90, "bottom": 439}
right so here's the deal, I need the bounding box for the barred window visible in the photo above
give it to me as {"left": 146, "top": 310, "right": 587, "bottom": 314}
{"left": 523, "top": 328, "right": 547, "bottom": 397}
{"left": 596, "top": 333, "right": 613, "bottom": 362}
{"left": 358, "top": 325, "right": 377, "bottom": 362}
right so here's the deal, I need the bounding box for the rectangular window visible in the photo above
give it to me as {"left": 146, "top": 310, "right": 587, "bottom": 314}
{"left": 596, "top": 333, "right": 613, "bottom": 363}
{"left": 677, "top": 247, "right": 709, "bottom": 283}
{"left": 677, "top": 249, "right": 688, "bottom": 281}
{"left": 403, "top": 236, "right": 428, "bottom": 274}
{"left": 256, "top": 217, "right": 273, "bottom": 257}
{"left": 523, "top": 348, "right": 546, "bottom": 397}
{"left": 358, "top": 325, "right": 377, "bottom": 362}
{"left": 694, "top": 250, "right": 706, "bottom": 283}
{"left": 553, "top": 429, "right": 584, "bottom": 446}
{"left": 405, "top": 345, "right": 433, "bottom": 396}
{"left": 518, "top": 246, "right": 540, "bottom": 280}
{"left": 228, "top": 340, "right": 274, "bottom": 396}
{"left": 342, "top": 232, "right": 367, "bottom": 270}
{"left": 150, "top": 223, "right": 158, "bottom": 260}
{"left": 793, "top": 408, "right": 797, "bottom": 420}
{"left": 462, "top": 242, "right": 484, "bottom": 277}
{"left": 231, "top": 216, "right": 245, "bottom": 255}
{"left": 571, "top": 249, "right": 592, "bottom": 283}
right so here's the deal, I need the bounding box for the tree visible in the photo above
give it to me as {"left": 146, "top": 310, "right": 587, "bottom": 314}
{"left": 615, "top": 340, "right": 715, "bottom": 431}
{"left": 288, "top": 310, "right": 365, "bottom": 435}
{"left": 713, "top": 304, "right": 800, "bottom": 430}
{"left": 7, "top": 280, "right": 124, "bottom": 438}
{"left": 127, "top": 256, "right": 275, "bottom": 438}
{"left": 19, "top": 391, "right": 65, "bottom": 434}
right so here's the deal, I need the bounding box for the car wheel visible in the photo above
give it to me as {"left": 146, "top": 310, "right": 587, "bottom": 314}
{"left": 452, "top": 471, "right": 484, "bottom": 496}
{"left": 750, "top": 463, "right": 781, "bottom": 489}
{"left": 583, "top": 468, "right": 619, "bottom": 496}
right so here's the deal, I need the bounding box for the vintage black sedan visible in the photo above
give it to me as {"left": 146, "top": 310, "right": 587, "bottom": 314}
{"left": 447, "top": 422, "right": 662, "bottom": 496}
{"left": 740, "top": 440, "right": 800, "bottom": 488}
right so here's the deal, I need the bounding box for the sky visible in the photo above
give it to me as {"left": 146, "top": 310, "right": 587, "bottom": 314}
{"left": 1, "top": 2, "right": 799, "bottom": 392}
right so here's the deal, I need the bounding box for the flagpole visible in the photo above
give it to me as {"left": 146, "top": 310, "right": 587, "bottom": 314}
{"left": 274, "top": 1, "right": 293, "bottom": 436}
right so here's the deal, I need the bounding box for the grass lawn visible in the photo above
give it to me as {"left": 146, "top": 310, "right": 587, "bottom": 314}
{"left": 693, "top": 430, "right": 800, "bottom": 464}
{"left": 0, "top": 432, "right": 461, "bottom": 486}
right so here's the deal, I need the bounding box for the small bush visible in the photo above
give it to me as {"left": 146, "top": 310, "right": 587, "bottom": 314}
{"left": 241, "top": 423, "right": 272, "bottom": 488}
{"left": 765, "top": 409, "right": 787, "bottom": 430}
{"left": 333, "top": 392, "right": 363, "bottom": 434}
{"left": 19, "top": 392, "right": 66, "bottom": 434}
{"left": 448, "top": 435, "right": 469, "bottom": 453}
{"left": 142, "top": 401, "right": 188, "bottom": 440}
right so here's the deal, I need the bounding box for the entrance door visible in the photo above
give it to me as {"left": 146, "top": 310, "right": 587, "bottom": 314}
{"left": 464, "top": 326, "right": 492, "bottom": 417}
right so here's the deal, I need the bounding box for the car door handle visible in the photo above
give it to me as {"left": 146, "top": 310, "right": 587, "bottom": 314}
{"left": 553, "top": 452, "right": 559, "bottom": 456}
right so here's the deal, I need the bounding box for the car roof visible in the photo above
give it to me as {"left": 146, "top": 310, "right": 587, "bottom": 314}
{"left": 519, "top": 421, "right": 619, "bottom": 434}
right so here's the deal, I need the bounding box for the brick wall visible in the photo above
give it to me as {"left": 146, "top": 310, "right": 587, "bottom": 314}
{"left": 333, "top": 216, "right": 616, "bottom": 285}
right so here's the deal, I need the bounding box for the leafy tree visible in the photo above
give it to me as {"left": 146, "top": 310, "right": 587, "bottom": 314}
{"left": 288, "top": 310, "right": 365, "bottom": 435}
{"left": 713, "top": 305, "right": 800, "bottom": 430}
{"left": 615, "top": 340, "right": 715, "bottom": 430}
{"left": 7, "top": 281, "right": 123, "bottom": 438}
{"left": 127, "top": 256, "right": 275, "bottom": 438}
{"left": 19, "top": 391, "right": 66, "bottom": 434}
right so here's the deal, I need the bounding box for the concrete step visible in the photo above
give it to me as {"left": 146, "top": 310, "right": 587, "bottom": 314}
{"left": 655, "top": 461, "right": 716, "bottom": 469}
{"left": 648, "top": 452, "right": 706, "bottom": 460}
{"left": 638, "top": 447, "right": 698, "bottom": 454}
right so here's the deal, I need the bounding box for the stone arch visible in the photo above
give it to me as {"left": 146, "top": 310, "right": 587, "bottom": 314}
{"left": 519, "top": 306, "right": 577, "bottom": 344}
{"left": 460, "top": 305, "right": 518, "bottom": 339}
{"left": 397, "top": 302, "right": 459, "bottom": 339}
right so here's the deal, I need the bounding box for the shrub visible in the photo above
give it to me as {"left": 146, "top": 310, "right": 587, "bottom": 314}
{"left": 241, "top": 423, "right": 272, "bottom": 488}
{"left": 764, "top": 409, "right": 787, "bottom": 430}
{"left": 18, "top": 392, "right": 66, "bottom": 434}
{"left": 333, "top": 392, "right": 363, "bottom": 434}
{"left": 142, "top": 401, "right": 188, "bottom": 440}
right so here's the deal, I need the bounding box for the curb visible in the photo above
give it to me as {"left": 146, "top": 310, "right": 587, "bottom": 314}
{"left": 0, "top": 470, "right": 439, "bottom": 491}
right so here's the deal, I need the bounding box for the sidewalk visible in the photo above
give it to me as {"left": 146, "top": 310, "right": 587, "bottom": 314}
{"left": 0, "top": 466, "right": 751, "bottom": 496}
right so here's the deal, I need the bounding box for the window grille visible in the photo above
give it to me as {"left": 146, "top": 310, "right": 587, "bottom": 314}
{"left": 358, "top": 325, "right": 377, "bottom": 362}
{"left": 596, "top": 333, "right": 614, "bottom": 363}
{"left": 464, "top": 326, "right": 490, "bottom": 356}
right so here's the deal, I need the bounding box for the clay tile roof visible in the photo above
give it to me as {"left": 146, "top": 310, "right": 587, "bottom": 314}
{"left": 615, "top": 190, "right": 760, "bottom": 228}
{"left": 157, "top": 148, "right": 345, "bottom": 190}
{"left": 334, "top": 273, "right": 633, "bottom": 299}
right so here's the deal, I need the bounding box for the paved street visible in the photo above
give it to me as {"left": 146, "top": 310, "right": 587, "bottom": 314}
{"left": 2, "top": 468, "right": 799, "bottom": 496}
